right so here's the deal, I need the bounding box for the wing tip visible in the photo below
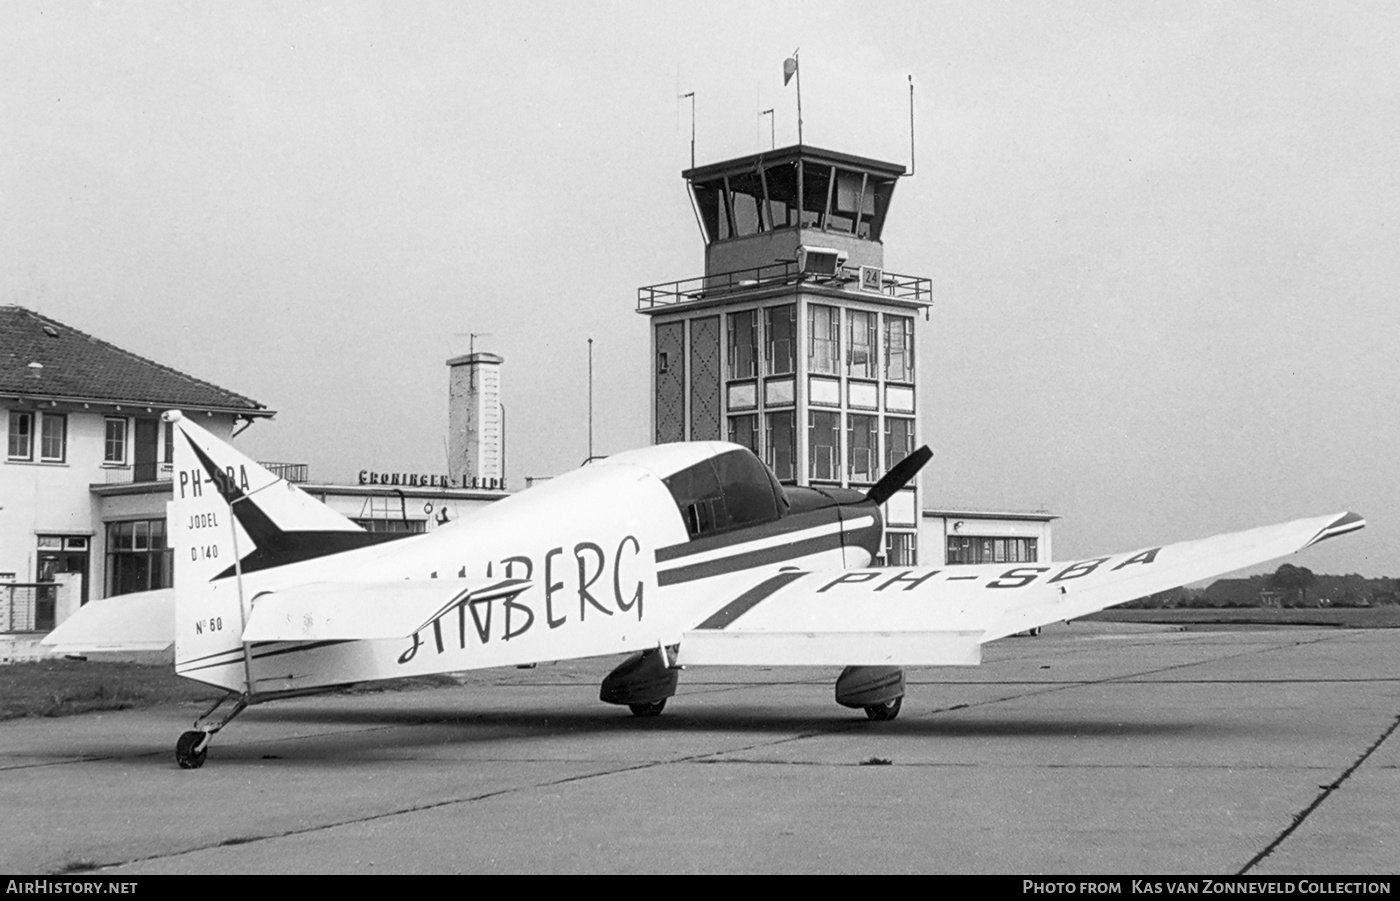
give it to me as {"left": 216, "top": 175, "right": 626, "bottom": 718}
{"left": 1306, "top": 511, "right": 1365, "bottom": 549}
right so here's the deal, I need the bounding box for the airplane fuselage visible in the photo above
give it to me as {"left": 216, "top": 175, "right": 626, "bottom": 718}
{"left": 175, "top": 448, "right": 882, "bottom": 694}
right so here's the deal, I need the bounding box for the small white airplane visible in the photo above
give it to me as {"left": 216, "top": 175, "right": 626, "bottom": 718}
{"left": 46, "top": 411, "right": 1364, "bottom": 769}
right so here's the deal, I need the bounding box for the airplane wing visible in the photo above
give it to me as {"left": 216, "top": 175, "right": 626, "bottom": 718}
{"left": 677, "top": 511, "right": 1364, "bottom": 667}
{"left": 242, "top": 577, "right": 532, "bottom": 642}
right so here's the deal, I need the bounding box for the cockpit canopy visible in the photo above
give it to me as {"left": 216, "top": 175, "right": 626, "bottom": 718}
{"left": 663, "top": 448, "right": 789, "bottom": 540}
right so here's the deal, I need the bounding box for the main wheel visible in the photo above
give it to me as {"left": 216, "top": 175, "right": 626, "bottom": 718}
{"left": 628, "top": 699, "right": 666, "bottom": 718}
{"left": 176, "top": 731, "right": 208, "bottom": 769}
{"left": 864, "top": 697, "right": 902, "bottom": 721}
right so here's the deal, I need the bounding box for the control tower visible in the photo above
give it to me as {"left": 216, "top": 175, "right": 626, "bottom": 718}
{"left": 637, "top": 145, "right": 932, "bottom": 564}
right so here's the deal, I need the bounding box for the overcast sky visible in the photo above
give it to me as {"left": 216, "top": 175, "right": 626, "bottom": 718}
{"left": 3, "top": 2, "right": 1395, "bottom": 576}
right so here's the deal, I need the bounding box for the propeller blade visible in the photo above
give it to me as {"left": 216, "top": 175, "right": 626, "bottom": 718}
{"left": 866, "top": 446, "right": 932, "bottom": 506}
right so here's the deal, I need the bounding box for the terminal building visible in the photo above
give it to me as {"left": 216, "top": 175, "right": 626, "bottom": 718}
{"left": 637, "top": 144, "right": 1054, "bottom": 566}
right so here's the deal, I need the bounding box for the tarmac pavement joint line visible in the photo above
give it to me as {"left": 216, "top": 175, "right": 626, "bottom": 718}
{"left": 668, "top": 632, "right": 1363, "bottom": 770}
{"left": 1235, "top": 711, "right": 1400, "bottom": 876}
{"left": 69, "top": 757, "right": 682, "bottom": 874}
{"left": 895, "top": 631, "right": 1347, "bottom": 718}
{"left": 67, "top": 710, "right": 899, "bottom": 876}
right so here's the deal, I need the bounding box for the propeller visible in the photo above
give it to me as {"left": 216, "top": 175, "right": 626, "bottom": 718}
{"left": 866, "top": 446, "right": 932, "bottom": 506}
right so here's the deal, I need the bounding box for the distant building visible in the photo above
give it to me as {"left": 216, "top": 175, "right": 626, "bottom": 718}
{"left": 1, "top": 305, "right": 271, "bottom": 628}
{"left": 922, "top": 509, "right": 1057, "bottom": 567}
{"left": 447, "top": 352, "right": 504, "bottom": 489}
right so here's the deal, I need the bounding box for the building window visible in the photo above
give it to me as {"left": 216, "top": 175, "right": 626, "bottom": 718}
{"left": 353, "top": 519, "right": 426, "bottom": 534}
{"left": 800, "top": 162, "right": 831, "bottom": 228}
{"left": 828, "top": 169, "right": 865, "bottom": 235}
{"left": 946, "top": 536, "right": 1039, "bottom": 565}
{"left": 727, "top": 310, "right": 757, "bottom": 379}
{"left": 164, "top": 420, "right": 175, "bottom": 464}
{"left": 764, "top": 162, "right": 799, "bottom": 229}
{"left": 765, "top": 305, "right": 795, "bottom": 375}
{"left": 765, "top": 411, "right": 795, "bottom": 482}
{"left": 728, "top": 170, "right": 765, "bottom": 236}
{"left": 106, "top": 520, "right": 172, "bottom": 596}
{"left": 847, "top": 309, "right": 876, "bottom": 379}
{"left": 808, "top": 304, "right": 839, "bottom": 375}
{"left": 728, "top": 414, "right": 758, "bottom": 456}
{"left": 809, "top": 410, "right": 840, "bottom": 482}
{"left": 885, "top": 532, "right": 917, "bottom": 567}
{"left": 885, "top": 417, "right": 915, "bottom": 471}
{"left": 104, "top": 417, "right": 128, "bottom": 464}
{"left": 7, "top": 411, "right": 33, "bottom": 460}
{"left": 885, "top": 316, "right": 914, "bottom": 383}
{"left": 848, "top": 414, "right": 878, "bottom": 484}
{"left": 40, "top": 413, "right": 66, "bottom": 462}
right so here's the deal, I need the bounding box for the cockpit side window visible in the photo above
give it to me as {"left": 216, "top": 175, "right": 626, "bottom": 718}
{"left": 711, "top": 449, "right": 780, "bottom": 527}
{"left": 665, "top": 458, "right": 730, "bottom": 539}
{"left": 664, "top": 449, "right": 785, "bottom": 540}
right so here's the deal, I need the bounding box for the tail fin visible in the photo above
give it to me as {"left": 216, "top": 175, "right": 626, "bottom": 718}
{"left": 168, "top": 411, "right": 389, "bottom": 575}
{"left": 166, "top": 410, "right": 371, "bottom": 687}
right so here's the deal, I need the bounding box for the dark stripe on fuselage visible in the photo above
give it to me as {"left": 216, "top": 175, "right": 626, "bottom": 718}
{"left": 657, "top": 528, "right": 847, "bottom": 586}
{"left": 694, "top": 570, "right": 808, "bottom": 630}
{"left": 655, "top": 507, "right": 846, "bottom": 563}
{"left": 177, "top": 640, "right": 352, "bottom": 675}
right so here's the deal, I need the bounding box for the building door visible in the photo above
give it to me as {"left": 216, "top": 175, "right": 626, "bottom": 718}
{"left": 134, "top": 418, "right": 159, "bottom": 481}
{"left": 36, "top": 535, "right": 90, "bottom": 612}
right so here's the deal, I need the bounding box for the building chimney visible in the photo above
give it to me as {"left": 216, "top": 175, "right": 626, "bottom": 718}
{"left": 447, "top": 352, "right": 504, "bottom": 488}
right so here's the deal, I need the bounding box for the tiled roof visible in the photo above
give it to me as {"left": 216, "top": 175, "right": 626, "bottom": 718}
{"left": 0, "top": 306, "right": 272, "bottom": 416}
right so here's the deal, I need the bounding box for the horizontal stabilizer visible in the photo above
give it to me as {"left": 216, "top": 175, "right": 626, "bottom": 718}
{"left": 242, "top": 577, "right": 531, "bottom": 642}
{"left": 41, "top": 589, "right": 175, "bottom": 654}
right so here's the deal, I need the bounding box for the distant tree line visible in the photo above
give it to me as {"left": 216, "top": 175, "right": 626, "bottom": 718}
{"left": 1125, "top": 566, "right": 1400, "bottom": 609}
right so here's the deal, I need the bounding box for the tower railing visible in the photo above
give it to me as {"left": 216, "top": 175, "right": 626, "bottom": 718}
{"left": 638, "top": 263, "right": 932, "bottom": 310}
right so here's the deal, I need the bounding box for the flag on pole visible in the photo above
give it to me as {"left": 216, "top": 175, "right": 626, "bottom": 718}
{"left": 783, "top": 57, "right": 798, "bottom": 86}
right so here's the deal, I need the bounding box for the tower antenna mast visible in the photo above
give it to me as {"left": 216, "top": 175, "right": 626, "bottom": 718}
{"left": 907, "top": 75, "right": 916, "bottom": 176}
{"left": 681, "top": 92, "right": 696, "bottom": 169}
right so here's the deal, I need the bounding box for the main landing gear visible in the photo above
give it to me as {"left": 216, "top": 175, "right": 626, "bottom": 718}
{"left": 600, "top": 645, "right": 681, "bottom": 716}
{"left": 862, "top": 696, "right": 902, "bottom": 721}
{"left": 628, "top": 699, "right": 667, "bottom": 717}
{"left": 601, "top": 652, "right": 908, "bottom": 721}
{"left": 835, "top": 666, "right": 906, "bottom": 722}
{"left": 176, "top": 692, "right": 250, "bottom": 769}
